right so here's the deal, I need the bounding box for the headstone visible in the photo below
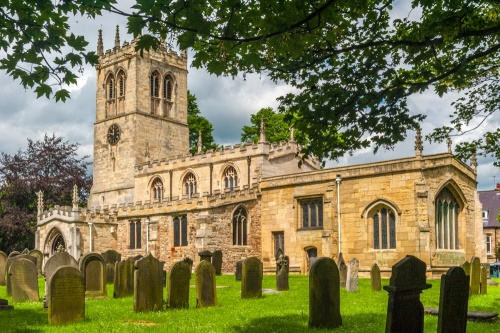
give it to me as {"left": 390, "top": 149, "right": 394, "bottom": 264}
{"left": 134, "top": 253, "right": 163, "bottom": 312}
{"left": 276, "top": 254, "right": 289, "bottom": 291}
{"left": 235, "top": 259, "right": 244, "bottom": 281}
{"left": 43, "top": 252, "right": 78, "bottom": 308}
{"left": 461, "top": 261, "right": 471, "bottom": 276}
{"left": 8, "top": 251, "right": 21, "bottom": 258}
{"left": 10, "top": 258, "right": 39, "bottom": 302}
{"left": 6, "top": 254, "right": 37, "bottom": 296}
{"left": 167, "top": 261, "right": 191, "bottom": 308}
{"left": 29, "top": 250, "right": 43, "bottom": 276}
{"left": 212, "top": 250, "right": 223, "bottom": 275}
{"left": 0, "top": 251, "right": 6, "bottom": 286}
{"left": 106, "top": 263, "right": 115, "bottom": 284}
{"left": 114, "top": 257, "right": 135, "bottom": 298}
{"left": 183, "top": 257, "right": 193, "bottom": 272}
{"left": 480, "top": 265, "right": 488, "bottom": 295}
{"left": 198, "top": 250, "right": 213, "bottom": 263}
{"left": 371, "top": 263, "right": 382, "bottom": 291}
{"left": 48, "top": 266, "right": 85, "bottom": 325}
{"left": 79, "top": 252, "right": 107, "bottom": 298}
{"left": 0, "top": 298, "right": 14, "bottom": 310}
{"left": 101, "top": 249, "right": 121, "bottom": 264}
{"left": 384, "top": 255, "right": 431, "bottom": 333}
{"left": 195, "top": 260, "right": 217, "bottom": 307}
{"left": 437, "top": 267, "right": 469, "bottom": 333}
{"left": 21, "top": 248, "right": 30, "bottom": 255}
{"left": 470, "top": 256, "right": 481, "bottom": 295}
{"left": 346, "top": 258, "right": 359, "bottom": 292}
{"left": 241, "top": 257, "right": 263, "bottom": 298}
{"left": 338, "top": 253, "right": 347, "bottom": 288}
{"left": 308, "top": 257, "right": 342, "bottom": 329}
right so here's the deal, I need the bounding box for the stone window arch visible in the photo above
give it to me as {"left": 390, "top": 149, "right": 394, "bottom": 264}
{"left": 106, "top": 73, "right": 115, "bottom": 100}
{"left": 183, "top": 172, "right": 197, "bottom": 198}
{"left": 117, "top": 69, "right": 126, "bottom": 97}
{"left": 363, "top": 199, "right": 400, "bottom": 250}
{"left": 163, "top": 74, "right": 174, "bottom": 101}
{"left": 223, "top": 166, "right": 238, "bottom": 192}
{"left": 233, "top": 205, "right": 248, "bottom": 246}
{"left": 436, "top": 187, "right": 460, "bottom": 250}
{"left": 150, "top": 70, "right": 160, "bottom": 98}
{"left": 151, "top": 177, "right": 164, "bottom": 203}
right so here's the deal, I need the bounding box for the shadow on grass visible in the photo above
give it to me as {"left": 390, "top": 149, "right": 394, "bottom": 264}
{"left": 2, "top": 308, "right": 46, "bottom": 333}
{"left": 229, "top": 314, "right": 308, "bottom": 333}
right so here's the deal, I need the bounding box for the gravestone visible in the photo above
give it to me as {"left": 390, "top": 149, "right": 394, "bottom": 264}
{"left": 346, "top": 258, "right": 359, "bottom": 292}
{"left": 371, "top": 263, "right": 382, "bottom": 291}
{"left": 114, "top": 257, "right": 135, "bottom": 298}
{"left": 198, "top": 250, "right": 213, "bottom": 263}
{"left": 101, "top": 249, "right": 121, "bottom": 265}
{"left": 0, "top": 298, "right": 14, "bottom": 310}
{"left": 21, "top": 248, "right": 30, "bottom": 255}
{"left": 384, "top": 255, "right": 431, "bottom": 333}
{"left": 309, "top": 257, "right": 342, "bottom": 329}
{"left": 183, "top": 257, "right": 193, "bottom": 272}
{"left": 6, "top": 254, "right": 37, "bottom": 296}
{"left": 167, "top": 260, "right": 191, "bottom": 308}
{"left": 241, "top": 257, "right": 263, "bottom": 298}
{"left": 276, "top": 254, "right": 289, "bottom": 291}
{"left": 29, "top": 250, "right": 43, "bottom": 276}
{"left": 10, "top": 258, "right": 39, "bottom": 302}
{"left": 0, "top": 251, "right": 6, "bottom": 286}
{"left": 8, "top": 251, "right": 21, "bottom": 258}
{"left": 195, "top": 260, "right": 217, "bottom": 307}
{"left": 338, "top": 253, "right": 347, "bottom": 288}
{"left": 437, "top": 267, "right": 469, "bottom": 333}
{"left": 43, "top": 252, "right": 78, "bottom": 308}
{"left": 212, "top": 250, "right": 223, "bottom": 275}
{"left": 480, "top": 265, "right": 488, "bottom": 295}
{"left": 79, "top": 252, "right": 107, "bottom": 298}
{"left": 134, "top": 253, "right": 163, "bottom": 312}
{"left": 48, "top": 265, "right": 85, "bottom": 325}
{"left": 469, "top": 256, "right": 481, "bottom": 295}
{"left": 235, "top": 259, "right": 244, "bottom": 281}
{"left": 106, "top": 263, "right": 115, "bottom": 284}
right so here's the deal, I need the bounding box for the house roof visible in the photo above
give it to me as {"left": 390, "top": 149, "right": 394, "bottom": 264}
{"left": 479, "top": 185, "right": 500, "bottom": 228}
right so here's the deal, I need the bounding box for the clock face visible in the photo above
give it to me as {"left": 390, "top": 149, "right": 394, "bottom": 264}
{"left": 107, "top": 124, "right": 120, "bottom": 145}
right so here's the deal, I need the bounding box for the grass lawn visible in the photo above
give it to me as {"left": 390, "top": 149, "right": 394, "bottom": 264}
{"left": 0, "top": 275, "right": 499, "bottom": 332}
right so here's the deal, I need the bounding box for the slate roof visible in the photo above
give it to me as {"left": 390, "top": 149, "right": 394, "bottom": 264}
{"left": 479, "top": 186, "right": 500, "bottom": 228}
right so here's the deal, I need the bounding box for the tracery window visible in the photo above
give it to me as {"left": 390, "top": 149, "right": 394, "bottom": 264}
{"left": 164, "top": 74, "right": 174, "bottom": 101}
{"left": 224, "top": 166, "right": 238, "bottom": 192}
{"left": 372, "top": 207, "right": 396, "bottom": 249}
{"left": 150, "top": 71, "right": 160, "bottom": 98}
{"left": 106, "top": 74, "right": 115, "bottom": 100}
{"left": 436, "top": 188, "right": 460, "bottom": 250}
{"left": 183, "top": 172, "right": 197, "bottom": 198}
{"left": 117, "top": 70, "right": 126, "bottom": 97}
{"left": 233, "top": 206, "right": 248, "bottom": 246}
{"left": 300, "top": 198, "right": 323, "bottom": 229}
{"left": 151, "top": 178, "right": 164, "bottom": 202}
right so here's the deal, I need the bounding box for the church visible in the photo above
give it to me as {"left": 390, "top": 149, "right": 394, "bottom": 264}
{"left": 35, "top": 29, "right": 485, "bottom": 278}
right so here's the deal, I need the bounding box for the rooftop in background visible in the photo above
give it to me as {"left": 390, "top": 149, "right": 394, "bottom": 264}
{"left": 479, "top": 184, "right": 500, "bottom": 228}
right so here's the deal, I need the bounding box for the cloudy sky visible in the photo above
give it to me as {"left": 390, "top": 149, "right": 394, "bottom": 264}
{"left": 0, "top": 1, "right": 498, "bottom": 191}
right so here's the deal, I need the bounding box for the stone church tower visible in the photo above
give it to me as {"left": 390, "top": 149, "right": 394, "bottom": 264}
{"left": 90, "top": 27, "right": 189, "bottom": 208}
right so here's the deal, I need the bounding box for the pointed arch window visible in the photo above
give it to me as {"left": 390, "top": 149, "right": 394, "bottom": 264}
{"left": 151, "top": 178, "right": 164, "bottom": 203}
{"left": 106, "top": 74, "right": 115, "bottom": 100}
{"left": 233, "top": 206, "right": 248, "bottom": 246}
{"left": 150, "top": 71, "right": 160, "bottom": 98}
{"left": 117, "top": 70, "right": 126, "bottom": 97}
{"left": 372, "top": 207, "right": 396, "bottom": 249}
{"left": 163, "top": 74, "right": 174, "bottom": 101}
{"left": 436, "top": 188, "right": 460, "bottom": 250}
{"left": 183, "top": 172, "right": 197, "bottom": 198}
{"left": 224, "top": 166, "right": 238, "bottom": 192}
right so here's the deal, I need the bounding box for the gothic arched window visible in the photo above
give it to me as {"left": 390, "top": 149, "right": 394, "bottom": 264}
{"left": 151, "top": 178, "right": 164, "bottom": 203}
{"left": 183, "top": 172, "right": 197, "bottom": 198}
{"left": 436, "top": 188, "right": 460, "bottom": 250}
{"left": 106, "top": 74, "right": 115, "bottom": 100}
{"left": 233, "top": 206, "right": 248, "bottom": 246}
{"left": 163, "top": 74, "right": 174, "bottom": 101}
{"left": 150, "top": 71, "right": 160, "bottom": 98}
{"left": 372, "top": 207, "right": 396, "bottom": 249}
{"left": 223, "top": 166, "right": 238, "bottom": 192}
{"left": 117, "top": 70, "right": 126, "bottom": 97}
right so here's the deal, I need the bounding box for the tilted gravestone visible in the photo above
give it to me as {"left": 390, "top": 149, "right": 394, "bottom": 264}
{"left": 309, "top": 257, "right": 342, "bottom": 329}
{"left": 235, "top": 259, "right": 244, "bottom": 281}
{"left": 167, "top": 260, "right": 191, "bottom": 308}
{"left": 29, "top": 250, "right": 43, "bottom": 276}
{"left": 338, "top": 253, "right": 347, "bottom": 288}
{"left": 469, "top": 256, "right": 481, "bottom": 295}
{"left": 480, "top": 265, "right": 488, "bottom": 295}
{"left": 10, "top": 258, "right": 39, "bottom": 302}
{"left": 212, "top": 250, "right": 223, "bottom": 275}
{"left": 276, "top": 254, "right": 289, "bottom": 291}
{"left": 48, "top": 265, "right": 85, "bottom": 325}
{"left": 241, "top": 257, "right": 263, "bottom": 298}
{"left": 43, "top": 252, "right": 78, "bottom": 308}
{"left": 6, "top": 254, "right": 37, "bottom": 296}
{"left": 346, "top": 258, "right": 359, "bottom": 292}
{"left": 384, "top": 255, "right": 431, "bottom": 333}
{"left": 114, "top": 257, "right": 135, "bottom": 298}
{"left": 437, "top": 267, "right": 469, "bottom": 333}
{"left": 371, "top": 263, "right": 382, "bottom": 291}
{"left": 0, "top": 251, "right": 6, "bottom": 286}
{"left": 134, "top": 254, "right": 163, "bottom": 312}
{"left": 79, "top": 252, "right": 107, "bottom": 298}
{"left": 195, "top": 260, "right": 217, "bottom": 307}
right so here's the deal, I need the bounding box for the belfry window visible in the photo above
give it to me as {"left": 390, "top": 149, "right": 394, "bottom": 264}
{"left": 150, "top": 71, "right": 160, "bottom": 98}
{"left": 117, "top": 70, "right": 125, "bottom": 97}
{"left": 106, "top": 74, "right": 115, "bottom": 100}
{"left": 164, "top": 75, "right": 174, "bottom": 101}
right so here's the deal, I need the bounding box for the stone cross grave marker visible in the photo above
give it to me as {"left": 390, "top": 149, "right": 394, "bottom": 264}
{"left": 235, "top": 259, "right": 244, "bottom": 281}
{"left": 43, "top": 252, "right": 78, "bottom": 308}
{"left": 241, "top": 257, "right": 263, "bottom": 298}
{"left": 48, "top": 265, "right": 85, "bottom": 325}
{"left": 212, "top": 250, "right": 223, "bottom": 275}
{"left": 29, "top": 250, "right": 43, "bottom": 276}
{"left": 276, "top": 254, "right": 289, "bottom": 291}
{"left": 480, "top": 265, "right": 488, "bottom": 295}
{"left": 469, "top": 256, "right": 481, "bottom": 295}
{"left": 371, "top": 263, "right": 382, "bottom": 291}
{"left": 437, "top": 266, "right": 469, "bottom": 333}
{"left": 167, "top": 260, "right": 191, "bottom": 309}
{"left": 10, "top": 258, "right": 39, "bottom": 302}
{"left": 6, "top": 254, "right": 36, "bottom": 297}
{"left": 134, "top": 254, "right": 164, "bottom": 312}
{"left": 79, "top": 252, "right": 107, "bottom": 298}
{"left": 309, "top": 257, "right": 342, "bottom": 329}
{"left": 384, "top": 255, "right": 431, "bottom": 333}
{"left": 114, "top": 257, "right": 135, "bottom": 298}
{"left": 195, "top": 260, "right": 217, "bottom": 307}
{"left": 0, "top": 251, "right": 6, "bottom": 286}
{"left": 346, "top": 258, "right": 359, "bottom": 292}
{"left": 338, "top": 253, "right": 347, "bottom": 288}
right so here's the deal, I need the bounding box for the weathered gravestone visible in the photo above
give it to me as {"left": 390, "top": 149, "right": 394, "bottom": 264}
{"left": 8, "top": 251, "right": 21, "bottom": 258}
{"left": 470, "top": 256, "right": 481, "bottom": 295}
{"left": 212, "top": 250, "right": 223, "bottom": 275}
{"left": 241, "top": 257, "right": 263, "bottom": 298}
{"left": 198, "top": 250, "right": 213, "bottom": 263}
{"left": 346, "top": 258, "right": 359, "bottom": 292}
{"left": 480, "top": 265, "right": 488, "bottom": 295}
{"left": 371, "top": 263, "right": 382, "bottom": 291}
{"left": 276, "top": 254, "right": 289, "bottom": 291}
{"left": 183, "top": 257, "right": 193, "bottom": 272}
{"left": 134, "top": 254, "right": 163, "bottom": 312}
{"left": 10, "top": 258, "right": 39, "bottom": 302}
{"left": 114, "top": 257, "right": 135, "bottom": 298}
{"left": 167, "top": 260, "right": 191, "bottom": 308}
{"left": 21, "top": 248, "right": 29, "bottom": 255}
{"left": 43, "top": 252, "right": 78, "bottom": 308}
{"left": 0, "top": 298, "right": 14, "bottom": 310}
{"left": 195, "top": 260, "right": 217, "bottom": 307}
{"left": 337, "top": 253, "right": 347, "bottom": 288}
{"left": 461, "top": 261, "right": 471, "bottom": 295}
{"left": 309, "top": 257, "right": 342, "bottom": 329}
{"left": 48, "top": 266, "right": 85, "bottom": 325}
{"left": 102, "top": 250, "right": 121, "bottom": 284}
{"left": 29, "top": 250, "right": 43, "bottom": 276}
{"left": 235, "top": 259, "right": 244, "bottom": 281}
{"left": 106, "top": 263, "right": 115, "bottom": 284}
{"left": 0, "top": 251, "right": 6, "bottom": 286}
{"left": 79, "top": 252, "right": 107, "bottom": 298}
{"left": 6, "top": 254, "right": 37, "bottom": 296}
{"left": 437, "top": 266, "right": 469, "bottom": 333}
{"left": 384, "top": 255, "right": 431, "bottom": 333}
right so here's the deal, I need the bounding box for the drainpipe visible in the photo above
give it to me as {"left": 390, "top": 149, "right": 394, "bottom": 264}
{"left": 88, "top": 221, "right": 93, "bottom": 253}
{"left": 336, "top": 174, "right": 342, "bottom": 256}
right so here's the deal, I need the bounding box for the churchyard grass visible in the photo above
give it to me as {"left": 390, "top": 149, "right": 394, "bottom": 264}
{"left": 1, "top": 275, "right": 499, "bottom": 332}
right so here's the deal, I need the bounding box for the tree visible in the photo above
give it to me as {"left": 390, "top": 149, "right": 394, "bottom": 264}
{"left": 0, "top": 134, "right": 92, "bottom": 253}
{"left": 188, "top": 90, "right": 217, "bottom": 155}
{"left": 241, "top": 107, "right": 292, "bottom": 144}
